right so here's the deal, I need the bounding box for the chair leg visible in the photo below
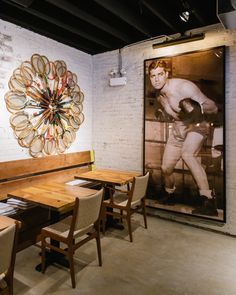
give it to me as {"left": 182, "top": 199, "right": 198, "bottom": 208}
{"left": 142, "top": 199, "right": 148, "bottom": 229}
{"left": 6, "top": 275, "right": 13, "bottom": 295}
{"left": 9, "top": 286, "right": 13, "bottom": 295}
{"left": 68, "top": 248, "right": 76, "bottom": 288}
{"left": 96, "top": 232, "right": 102, "bottom": 266}
{"left": 102, "top": 205, "right": 106, "bottom": 234}
{"left": 126, "top": 213, "right": 133, "bottom": 242}
{"left": 120, "top": 209, "right": 123, "bottom": 223}
{"left": 41, "top": 237, "right": 46, "bottom": 274}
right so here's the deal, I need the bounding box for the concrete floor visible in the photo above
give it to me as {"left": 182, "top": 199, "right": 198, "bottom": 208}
{"left": 13, "top": 214, "right": 236, "bottom": 295}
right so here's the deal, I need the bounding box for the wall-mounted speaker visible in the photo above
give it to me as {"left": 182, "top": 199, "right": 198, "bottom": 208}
{"left": 217, "top": 0, "right": 236, "bottom": 29}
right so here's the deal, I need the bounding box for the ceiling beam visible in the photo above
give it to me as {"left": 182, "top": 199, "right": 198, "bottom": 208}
{"left": 0, "top": 12, "right": 99, "bottom": 54}
{"left": 94, "top": 0, "right": 152, "bottom": 37}
{"left": 142, "top": 0, "right": 177, "bottom": 33}
{"left": 2, "top": 0, "right": 111, "bottom": 49}
{"left": 45, "top": 0, "right": 131, "bottom": 43}
{"left": 0, "top": 2, "right": 105, "bottom": 54}
{"left": 8, "top": 0, "right": 34, "bottom": 7}
{"left": 192, "top": 9, "right": 205, "bottom": 26}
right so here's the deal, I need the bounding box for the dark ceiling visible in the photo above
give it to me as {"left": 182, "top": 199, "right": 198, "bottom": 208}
{"left": 0, "top": 0, "right": 221, "bottom": 55}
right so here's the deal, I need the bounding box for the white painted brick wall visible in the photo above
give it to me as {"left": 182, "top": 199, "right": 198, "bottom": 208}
{"left": 1, "top": 18, "right": 236, "bottom": 235}
{"left": 0, "top": 19, "right": 93, "bottom": 161}
{"left": 92, "top": 24, "right": 236, "bottom": 235}
{"left": 92, "top": 50, "right": 144, "bottom": 171}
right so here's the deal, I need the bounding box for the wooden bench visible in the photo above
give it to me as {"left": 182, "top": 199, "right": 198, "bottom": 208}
{"left": 0, "top": 150, "right": 98, "bottom": 251}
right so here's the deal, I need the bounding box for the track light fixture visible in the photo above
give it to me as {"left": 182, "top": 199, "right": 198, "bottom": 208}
{"left": 152, "top": 33, "right": 205, "bottom": 49}
{"left": 179, "top": 0, "right": 191, "bottom": 22}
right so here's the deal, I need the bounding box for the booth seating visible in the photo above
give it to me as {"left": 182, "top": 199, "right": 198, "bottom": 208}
{"left": 0, "top": 150, "right": 98, "bottom": 251}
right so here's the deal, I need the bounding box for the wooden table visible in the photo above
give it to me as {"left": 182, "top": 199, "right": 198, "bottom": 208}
{"left": 7, "top": 182, "right": 97, "bottom": 213}
{"left": 74, "top": 169, "right": 141, "bottom": 187}
{"left": 0, "top": 215, "right": 16, "bottom": 231}
{"left": 7, "top": 182, "right": 98, "bottom": 271}
{"left": 75, "top": 169, "right": 141, "bottom": 229}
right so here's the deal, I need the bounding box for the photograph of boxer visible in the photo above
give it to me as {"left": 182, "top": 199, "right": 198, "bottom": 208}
{"left": 144, "top": 47, "right": 225, "bottom": 221}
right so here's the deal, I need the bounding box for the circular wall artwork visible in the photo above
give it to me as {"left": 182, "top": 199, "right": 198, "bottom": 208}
{"left": 5, "top": 54, "right": 84, "bottom": 157}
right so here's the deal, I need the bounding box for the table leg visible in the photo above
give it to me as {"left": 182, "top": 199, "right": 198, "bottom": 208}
{"left": 104, "top": 185, "right": 124, "bottom": 230}
{"left": 35, "top": 210, "right": 70, "bottom": 272}
{"left": 35, "top": 247, "right": 69, "bottom": 271}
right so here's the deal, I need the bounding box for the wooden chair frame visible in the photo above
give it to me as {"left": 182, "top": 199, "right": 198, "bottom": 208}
{"left": 102, "top": 173, "right": 149, "bottom": 242}
{"left": 40, "top": 189, "right": 103, "bottom": 288}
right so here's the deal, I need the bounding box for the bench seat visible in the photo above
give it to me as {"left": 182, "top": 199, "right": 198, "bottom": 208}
{"left": 0, "top": 150, "right": 96, "bottom": 251}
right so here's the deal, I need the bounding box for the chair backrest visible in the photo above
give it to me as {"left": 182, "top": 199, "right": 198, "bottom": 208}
{"left": 74, "top": 188, "right": 104, "bottom": 231}
{"left": 0, "top": 224, "right": 16, "bottom": 276}
{"left": 131, "top": 172, "right": 149, "bottom": 203}
{"left": 0, "top": 221, "right": 19, "bottom": 294}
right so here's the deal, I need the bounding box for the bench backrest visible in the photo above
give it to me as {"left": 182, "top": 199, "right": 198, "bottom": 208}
{"left": 0, "top": 150, "right": 95, "bottom": 199}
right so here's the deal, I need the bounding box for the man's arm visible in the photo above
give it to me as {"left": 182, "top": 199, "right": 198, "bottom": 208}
{"left": 182, "top": 80, "right": 218, "bottom": 114}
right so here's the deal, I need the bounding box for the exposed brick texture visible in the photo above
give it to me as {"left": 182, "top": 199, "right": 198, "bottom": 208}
{"left": 0, "top": 19, "right": 93, "bottom": 161}
{"left": 1, "top": 18, "right": 236, "bottom": 234}
{"left": 92, "top": 25, "right": 236, "bottom": 234}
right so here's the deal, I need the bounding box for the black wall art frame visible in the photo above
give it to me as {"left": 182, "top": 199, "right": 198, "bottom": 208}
{"left": 144, "top": 46, "right": 225, "bottom": 222}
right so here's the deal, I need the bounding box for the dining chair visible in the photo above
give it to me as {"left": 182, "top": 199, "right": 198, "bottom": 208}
{"left": 102, "top": 172, "right": 149, "bottom": 242}
{"left": 0, "top": 221, "right": 20, "bottom": 295}
{"left": 40, "top": 188, "right": 104, "bottom": 288}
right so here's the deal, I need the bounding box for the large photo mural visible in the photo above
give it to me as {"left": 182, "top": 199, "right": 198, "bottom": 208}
{"left": 144, "top": 46, "right": 225, "bottom": 222}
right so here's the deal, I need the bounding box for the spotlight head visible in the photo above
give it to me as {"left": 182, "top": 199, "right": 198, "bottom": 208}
{"left": 179, "top": 10, "right": 190, "bottom": 22}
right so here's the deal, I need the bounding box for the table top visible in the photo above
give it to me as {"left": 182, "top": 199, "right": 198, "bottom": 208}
{"left": 0, "top": 215, "right": 17, "bottom": 231}
{"left": 7, "top": 182, "right": 97, "bottom": 212}
{"left": 74, "top": 169, "right": 141, "bottom": 186}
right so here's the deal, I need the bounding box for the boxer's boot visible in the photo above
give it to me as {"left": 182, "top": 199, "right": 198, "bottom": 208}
{"left": 158, "top": 192, "right": 176, "bottom": 205}
{"left": 192, "top": 196, "right": 218, "bottom": 216}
